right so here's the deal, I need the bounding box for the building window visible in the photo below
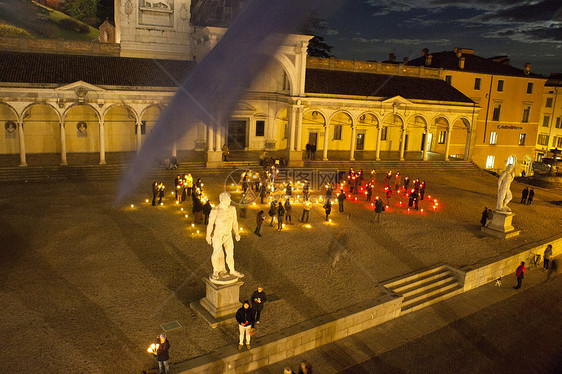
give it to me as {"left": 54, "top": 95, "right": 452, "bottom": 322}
{"left": 438, "top": 130, "right": 446, "bottom": 144}
{"left": 546, "top": 97, "right": 553, "bottom": 108}
{"left": 282, "top": 71, "right": 290, "bottom": 91}
{"left": 486, "top": 155, "right": 495, "bottom": 169}
{"left": 537, "top": 134, "right": 549, "bottom": 146}
{"left": 333, "top": 125, "right": 342, "bottom": 140}
{"left": 555, "top": 136, "right": 562, "bottom": 148}
{"left": 474, "top": 78, "right": 481, "bottom": 90}
{"left": 543, "top": 115, "right": 550, "bottom": 127}
{"left": 492, "top": 103, "right": 501, "bottom": 121}
{"left": 255, "top": 120, "right": 265, "bottom": 137}
{"left": 526, "top": 82, "right": 533, "bottom": 94}
{"left": 445, "top": 75, "right": 452, "bottom": 85}
{"left": 283, "top": 122, "right": 288, "bottom": 139}
{"left": 556, "top": 117, "right": 562, "bottom": 129}
{"left": 519, "top": 133, "right": 526, "bottom": 146}
{"left": 497, "top": 80, "right": 504, "bottom": 92}
{"left": 521, "top": 105, "right": 531, "bottom": 123}
{"left": 381, "top": 126, "right": 387, "bottom": 141}
{"left": 489, "top": 131, "right": 497, "bottom": 145}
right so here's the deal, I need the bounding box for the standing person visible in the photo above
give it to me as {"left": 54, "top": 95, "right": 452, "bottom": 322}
{"left": 254, "top": 210, "right": 265, "bottom": 237}
{"left": 337, "top": 189, "right": 346, "bottom": 213}
{"left": 325, "top": 184, "right": 333, "bottom": 200}
{"left": 480, "top": 207, "right": 489, "bottom": 227}
{"left": 366, "top": 183, "right": 372, "bottom": 201}
{"left": 547, "top": 258, "right": 558, "bottom": 281}
{"left": 158, "top": 183, "right": 165, "bottom": 205}
{"left": 543, "top": 244, "right": 553, "bottom": 270}
{"left": 386, "top": 188, "right": 392, "bottom": 206}
{"left": 250, "top": 285, "right": 267, "bottom": 324}
{"left": 174, "top": 175, "right": 180, "bottom": 201}
{"left": 521, "top": 186, "right": 529, "bottom": 204}
{"left": 298, "top": 361, "right": 313, "bottom": 374}
{"left": 301, "top": 200, "right": 311, "bottom": 223}
{"left": 385, "top": 170, "right": 391, "bottom": 184}
{"left": 303, "top": 180, "right": 310, "bottom": 201}
{"left": 242, "top": 176, "right": 249, "bottom": 194}
{"left": 403, "top": 176, "right": 410, "bottom": 191}
{"left": 394, "top": 172, "right": 401, "bottom": 191}
{"left": 152, "top": 333, "right": 170, "bottom": 374}
{"left": 284, "top": 198, "right": 292, "bottom": 224}
{"left": 222, "top": 144, "right": 230, "bottom": 161}
{"left": 324, "top": 200, "right": 332, "bottom": 221}
{"left": 259, "top": 183, "right": 267, "bottom": 204}
{"left": 311, "top": 143, "right": 316, "bottom": 160}
{"left": 374, "top": 197, "right": 384, "bottom": 223}
{"left": 514, "top": 261, "right": 526, "bottom": 289}
{"left": 235, "top": 301, "right": 254, "bottom": 350}
{"left": 192, "top": 194, "right": 204, "bottom": 223}
{"left": 152, "top": 181, "right": 158, "bottom": 206}
{"left": 411, "top": 190, "right": 419, "bottom": 210}
{"left": 268, "top": 201, "right": 277, "bottom": 227}
{"left": 527, "top": 188, "right": 535, "bottom": 205}
{"left": 305, "top": 143, "right": 311, "bottom": 160}
{"left": 185, "top": 173, "right": 193, "bottom": 197}
{"left": 286, "top": 183, "right": 292, "bottom": 197}
{"left": 370, "top": 169, "right": 376, "bottom": 184}
{"left": 420, "top": 181, "right": 426, "bottom": 200}
{"left": 277, "top": 202, "right": 285, "bottom": 231}
{"left": 202, "top": 200, "right": 212, "bottom": 225}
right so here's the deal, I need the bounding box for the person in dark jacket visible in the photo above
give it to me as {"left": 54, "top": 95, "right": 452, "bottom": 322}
{"left": 480, "top": 207, "right": 489, "bottom": 227}
{"left": 250, "top": 286, "right": 267, "bottom": 324}
{"left": 514, "top": 261, "right": 526, "bottom": 289}
{"left": 152, "top": 181, "right": 158, "bottom": 206}
{"left": 192, "top": 194, "right": 203, "bottom": 223}
{"left": 153, "top": 333, "right": 170, "bottom": 374}
{"left": 324, "top": 200, "right": 332, "bottom": 221}
{"left": 255, "top": 210, "right": 265, "bottom": 237}
{"left": 277, "top": 202, "right": 285, "bottom": 231}
{"left": 298, "top": 360, "right": 313, "bottom": 374}
{"left": 284, "top": 198, "right": 292, "bottom": 224}
{"left": 157, "top": 183, "right": 165, "bottom": 205}
{"left": 521, "top": 186, "right": 529, "bottom": 204}
{"left": 420, "top": 181, "right": 426, "bottom": 200}
{"left": 374, "top": 198, "right": 384, "bottom": 223}
{"left": 202, "top": 200, "right": 212, "bottom": 225}
{"left": 259, "top": 183, "right": 267, "bottom": 204}
{"left": 305, "top": 143, "right": 311, "bottom": 160}
{"left": 310, "top": 143, "right": 316, "bottom": 160}
{"left": 366, "top": 183, "right": 373, "bottom": 201}
{"left": 286, "top": 183, "right": 292, "bottom": 197}
{"left": 269, "top": 201, "right": 277, "bottom": 227}
{"left": 235, "top": 301, "right": 254, "bottom": 350}
{"left": 527, "top": 188, "right": 535, "bottom": 205}
{"left": 543, "top": 244, "right": 553, "bottom": 270}
{"left": 337, "top": 189, "right": 346, "bottom": 212}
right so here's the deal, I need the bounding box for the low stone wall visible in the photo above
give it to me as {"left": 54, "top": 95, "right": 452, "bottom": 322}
{"left": 457, "top": 234, "right": 562, "bottom": 291}
{"left": 176, "top": 293, "right": 402, "bottom": 373}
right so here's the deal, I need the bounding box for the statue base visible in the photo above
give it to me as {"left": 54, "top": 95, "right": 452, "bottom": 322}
{"left": 205, "top": 151, "right": 223, "bottom": 168}
{"left": 481, "top": 210, "right": 520, "bottom": 239}
{"left": 190, "top": 276, "right": 243, "bottom": 328}
{"left": 288, "top": 150, "right": 304, "bottom": 167}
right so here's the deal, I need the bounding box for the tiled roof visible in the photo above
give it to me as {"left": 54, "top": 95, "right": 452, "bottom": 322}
{"left": 0, "top": 52, "right": 195, "bottom": 87}
{"left": 546, "top": 73, "right": 562, "bottom": 87}
{"left": 408, "top": 51, "right": 545, "bottom": 79}
{"left": 305, "top": 68, "right": 474, "bottom": 103}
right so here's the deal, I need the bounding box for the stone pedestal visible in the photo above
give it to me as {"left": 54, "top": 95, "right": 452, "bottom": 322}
{"left": 288, "top": 150, "right": 304, "bottom": 167}
{"left": 481, "top": 210, "right": 520, "bottom": 239}
{"left": 190, "top": 276, "right": 243, "bottom": 328}
{"left": 205, "top": 151, "right": 223, "bottom": 168}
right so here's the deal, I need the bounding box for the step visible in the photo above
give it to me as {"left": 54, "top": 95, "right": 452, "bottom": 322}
{"left": 383, "top": 265, "right": 448, "bottom": 289}
{"left": 397, "top": 274, "right": 457, "bottom": 297}
{"left": 401, "top": 286, "right": 464, "bottom": 314}
{"left": 387, "top": 268, "right": 450, "bottom": 293}
{"left": 402, "top": 280, "right": 459, "bottom": 307}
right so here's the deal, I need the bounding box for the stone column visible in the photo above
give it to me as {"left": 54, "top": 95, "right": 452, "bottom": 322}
{"left": 288, "top": 105, "right": 304, "bottom": 167}
{"left": 375, "top": 125, "right": 382, "bottom": 161}
{"left": 172, "top": 142, "right": 177, "bottom": 158}
{"left": 136, "top": 122, "right": 142, "bottom": 154}
{"left": 322, "top": 124, "right": 329, "bottom": 161}
{"left": 288, "top": 106, "right": 296, "bottom": 151}
{"left": 207, "top": 122, "right": 215, "bottom": 151}
{"left": 295, "top": 106, "right": 303, "bottom": 151}
{"left": 444, "top": 126, "right": 451, "bottom": 161}
{"left": 399, "top": 126, "right": 406, "bottom": 161}
{"left": 17, "top": 121, "right": 27, "bottom": 167}
{"left": 99, "top": 121, "right": 106, "bottom": 165}
{"left": 349, "top": 125, "right": 357, "bottom": 161}
{"left": 422, "top": 127, "right": 429, "bottom": 161}
{"left": 464, "top": 129, "right": 471, "bottom": 161}
{"left": 60, "top": 122, "right": 67, "bottom": 165}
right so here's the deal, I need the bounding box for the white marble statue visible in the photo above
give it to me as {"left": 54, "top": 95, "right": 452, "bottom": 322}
{"left": 496, "top": 163, "right": 515, "bottom": 212}
{"left": 206, "top": 192, "right": 243, "bottom": 280}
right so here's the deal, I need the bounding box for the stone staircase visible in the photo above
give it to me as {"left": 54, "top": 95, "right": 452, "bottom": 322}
{"left": 383, "top": 265, "right": 463, "bottom": 314}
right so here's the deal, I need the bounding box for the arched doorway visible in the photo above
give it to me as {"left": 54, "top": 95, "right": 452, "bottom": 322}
{"left": 381, "top": 114, "right": 403, "bottom": 158}
{"left": 103, "top": 105, "right": 136, "bottom": 152}
{"left": 328, "top": 112, "right": 353, "bottom": 156}
{"left": 0, "top": 103, "right": 19, "bottom": 163}
{"left": 429, "top": 116, "right": 449, "bottom": 160}
{"left": 64, "top": 104, "right": 100, "bottom": 164}
{"left": 357, "top": 113, "right": 378, "bottom": 152}
{"left": 23, "top": 103, "right": 61, "bottom": 165}
{"left": 450, "top": 118, "right": 470, "bottom": 160}
{"left": 302, "top": 110, "right": 326, "bottom": 159}
{"left": 406, "top": 115, "right": 427, "bottom": 159}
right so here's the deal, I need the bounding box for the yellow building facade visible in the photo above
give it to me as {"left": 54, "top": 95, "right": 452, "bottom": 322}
{"left": 536, "top": 75, "right": 562, "bottom": 160}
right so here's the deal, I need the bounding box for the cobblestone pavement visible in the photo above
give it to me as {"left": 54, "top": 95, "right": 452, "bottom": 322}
{"left": 0, "top": 167, "right": 560, "bottom": 372}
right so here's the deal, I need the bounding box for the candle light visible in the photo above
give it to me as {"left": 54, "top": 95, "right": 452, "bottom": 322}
{"left": 196, "top": 230, "right": 200, "bottom": 234}
{"left": 185, "top": 214, "right": 188, "bottom": 218}
{"left": 181, "top": 207, "right": 184, "bottom": 211}
{"left": 130, "top": 204, "right": 134, "bottom": 208}
{"left": 191, "top": 223, "right": 195, "bottom": 227}
{"left": 160, "top": 203, "right": 163, "bottom": 206}
{"left": 145, "top": 199, "right": 149, "bottom": 203}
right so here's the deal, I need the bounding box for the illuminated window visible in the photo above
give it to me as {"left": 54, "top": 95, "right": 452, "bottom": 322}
{"left": 543, "top": 116, "right": 550, "bottom": 127}
{"left": 521, "top": 105, "right": 531, "bottom": 123}
{"left": 486, "top": 155, "right": 495, "bottom": 169}
{"left": 492, "top": 103, "right": 501, "bottom": 121}
{"left": 489, "top": 131, "right": 497, "bottom": 145}
{"left": 556, "top": 117, "right": 562, "bottom": 129}
{"left": 519, "top": 133, "right": 526, "bottom": 146}
{"left": 497, "top": 80, "right": 504, "bottom": 92}
{"left": 438, "top": 130, "right": 446, "bottom": 144}
{"left": 474, "top": 78, "right": 481, "bottom": 90}
{"left": 555, "top": 136, "right": 562, "bottom": 148}
{"left": 526, "top": 82, "right": 533, "bottom": 94}
{"left": 545, "top": 98, "right": 553, "bottom": 108}
{"left": 537, "top": 134, "right": 549, "bottom": 146}
{"left": 333, "top": 125, "right": 342, "bottom": 140}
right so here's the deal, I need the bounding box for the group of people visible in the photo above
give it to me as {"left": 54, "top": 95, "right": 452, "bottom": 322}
{"left": 305, "top": 143, "right": 317, "bottom": 160}
{"left": 236, "top": 286, "right": 268, "bottom": 350}
{"left": 514, "top": 244, "right": 558, "bottom": 290}
{"left": 520, "top": 186, "right": 535, "bottom": 205}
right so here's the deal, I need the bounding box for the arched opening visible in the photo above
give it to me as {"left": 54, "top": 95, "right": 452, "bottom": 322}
{"left": 356, "top": 113, "right": 378, "bottom": 153}
{"left": 429, "top": 116, "right": 449, "bottom": 160}
{"left": 302, "top": 110, "right": 326, "bottom": 156}
{"left": 450, "top": 117, "right": 470, "bottom": 160}
{"left": 328, "top": 112, "right": 353, "bottom": 156}
{"left": 276, "top": 107, "right": 289, "bottom": 150}
{"left": 0, "top": 103, "right": 19, "bottom": 164}
{"left": 250, "top": 58, "right": 291, "bottom": 94}
{"left": 405, "top": 115, "right": 427, "bottom": 159}
{"left": 23, "top": 103, "right": 61, "bottom": 165}
{"left": 64, "top": 104, "right": 100, "bottom": 164}
{"left": 381, "top": 114, "right": 403, "bottom": 157}
{"left": 507, "top": 155, "right": 517, "bottom": 166}
{"left": 140, "top": 105, "right": 162, "bottom": 147}
{"left": 103, "top": 105, "right": 136, "bottom": 153}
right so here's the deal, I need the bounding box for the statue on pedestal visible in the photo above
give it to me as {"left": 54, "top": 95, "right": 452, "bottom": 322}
{"left": 206, "top": 192, "right": 244, "bottom": 281}
{"left": 496, "top": 163, "right": 515, "bottom": 212}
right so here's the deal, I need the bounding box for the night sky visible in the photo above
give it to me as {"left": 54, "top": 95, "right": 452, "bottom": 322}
{"left": 322, "top": 0, "right": 562, "bottom": 75}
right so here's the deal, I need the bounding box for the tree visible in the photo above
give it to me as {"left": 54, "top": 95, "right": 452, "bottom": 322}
{"left": 63, "top": 0, "right": 99, "bottom": 24}
{"left": 301, "top": 15, "right": 334, "bottom": 58}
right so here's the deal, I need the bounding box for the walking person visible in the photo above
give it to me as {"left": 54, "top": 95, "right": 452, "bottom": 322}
{"left": 284, "top": 198, "right": 292, "bottom": 224}
{"left": 222, "top": 144, "right": 230, "bottom": 161}
{"left": 151, "top": 333, "right": 170, "bottom": 374}
{"left": 324, "top": 200, "right": 332, "bottom": 221}
{"left": 268, "top": 201, "right": 277, "bottom": 227}
{"left": 277, "top": 202, "right": 285, "bottom": 231}
{"left": 520, "top": 186, "right": 529, "bottom": 204}
{"left": 543, "top": 244, "right": 553, "bottom": 270}
{"left": 202, "top": 200, "right": 212, "bottom": 225}
{"left": 152, "top": 181, "right": 158, "bottom": 206}
{"left": 514, "top": 261, "right": 526, "bottom": 289}
{"left": 250, "top": 285, "right": 267, "bottom": 324}
{"left": 527, "top": 188, "right": 535, "bottom": 205}
{"left": 286, "top": 183, "right": 292, "bottom": 197}
{"left": 337, "top": 189, "right": 346, "bottom": 213}
{"left": 301, "top": 200, "right": 311, "bottom": 222}
{"left": 254, "top": 210, "right": 265, "bottom": 237}
{"left": 374, "top": 197, "right": 384, "bottom": 223}
{"left": 235, "top": 301, "right": 254, "bottom": 350}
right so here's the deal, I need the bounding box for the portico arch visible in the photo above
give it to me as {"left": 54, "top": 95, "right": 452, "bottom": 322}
{"left": 356, "top": 112, "right": 379, "bottom": 151}
{"left": 328, "top": 111, "right": 353, "bottom": 151}
{"left": 302, "top": 109, "right": 326, "bottom": 157}
{"left": 381, "top": 114, "right": 404, "bottom": 154}
{"left": 22, "top": 103, "right": 62, "bottom": 159}
{"left": 63, "top": 104, "right": 100, "bottom": 154}
{"left": 428, "top": 116, "right": 450, "bottom": 159}
{"left": 0, "top": 102, "right": 20, "bottom": 156}
{"left": 405, "top": 114, "right": 428, "bottom": 159}
{"left": 103, "top": 105, "right": 137, "bottom": 152}
{"left": 450, "top": 117, "right": 470, "bottom": 160}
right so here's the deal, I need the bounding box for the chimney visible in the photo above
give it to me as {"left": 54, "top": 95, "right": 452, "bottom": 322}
{"left": 403, "top": 57, "right": 408, "bottom": 65}
{"left": 524, "top": 63, "right": 532, "bottom": 75}
{"left": 422, "top": 48, "right": 429, "bottom": 57}
{"left": 388, "top": 53, "right": 395, "bottom": 63}
{"left": 459, "top": 56, "right": 465, "bottom": 69}
{"left": 425, "top": 54, "right": 433, "bottom": 66}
